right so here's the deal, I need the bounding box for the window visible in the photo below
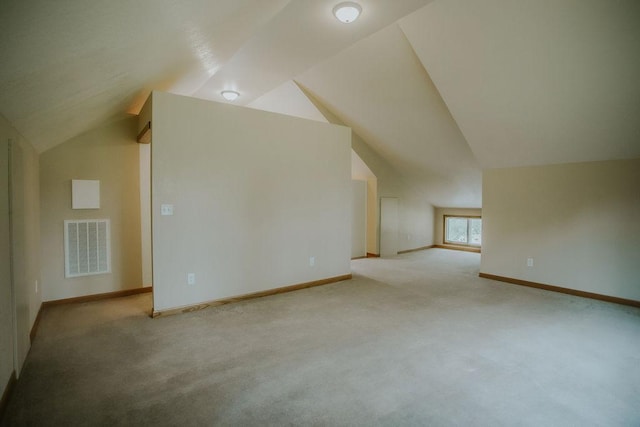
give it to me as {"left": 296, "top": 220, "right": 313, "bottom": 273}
{"left": 444, "top": 216, "right": 481, "bottom": 247}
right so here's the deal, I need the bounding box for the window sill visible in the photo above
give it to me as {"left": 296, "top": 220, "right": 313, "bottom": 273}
{"left": 436, "top": 244, "right": 481, "bottom": 253}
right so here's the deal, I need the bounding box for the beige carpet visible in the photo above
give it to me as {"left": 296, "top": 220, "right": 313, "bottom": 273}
{"left": 3, "top": 249, "right": 640, "bottom": 426}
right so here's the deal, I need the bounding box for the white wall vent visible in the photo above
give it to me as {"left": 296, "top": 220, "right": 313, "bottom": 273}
{"left": 64, "top": 219, "right": 111, "bottom": 278}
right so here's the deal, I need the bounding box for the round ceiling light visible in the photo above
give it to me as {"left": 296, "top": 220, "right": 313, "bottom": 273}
{"left": 221, "top": 90, "right": 240, "bottom": 101}
{"left": 333, "top": 2, "right": 362, "bottom": 24}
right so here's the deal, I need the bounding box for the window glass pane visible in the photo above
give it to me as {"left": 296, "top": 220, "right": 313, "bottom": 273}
{"left": 469, "top": 218, "right": 482, "bottom": 246}
{"left": 446, "top": 218, "right": 468, "bottom": 244}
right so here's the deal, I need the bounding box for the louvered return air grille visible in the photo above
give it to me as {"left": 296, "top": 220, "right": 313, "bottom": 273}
{"left": 64, "top": 219, "right": 111, "bottom": 278}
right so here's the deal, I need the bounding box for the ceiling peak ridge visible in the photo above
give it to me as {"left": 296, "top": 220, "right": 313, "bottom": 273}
{"left": 396, "top": 22, "right": 481, "bottom": 168}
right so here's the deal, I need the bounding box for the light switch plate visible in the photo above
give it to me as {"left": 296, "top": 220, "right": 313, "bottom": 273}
{"left": 161, "top": 204, "right": 174, "bottom": 216}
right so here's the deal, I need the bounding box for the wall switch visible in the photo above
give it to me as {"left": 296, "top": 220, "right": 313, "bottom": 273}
{"left": 309, "top": 256, "right": 315, "bottom": 267}
{"left": 35, "top": 280, "right": 38, "bottom": 293}
{"left": 161, "top": 204, "right": 174, "bottom": 216}
{"left": 187, "top": 273, "right": 195, "bottom": 285}
{"left": 527, "top": 258, "right": 534, "bottom": 267}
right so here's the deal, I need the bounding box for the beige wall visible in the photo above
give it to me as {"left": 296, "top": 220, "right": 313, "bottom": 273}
{"left": 304, "top": 90, "right": 435, "bottom": 253}
{"left": 150, "top": 91, "right": 352, "bottom": 312}
{"left": 352, "top": 180, "right": 367, "bottom": 258}
{"left": 351, "top": 151, "right": 377, "bottom": 254}
{"left": 434, "top": 207, "right": 482, "bottom": 246}
{"left": 352, "top": 129, "right": 435, "bottom": 252}
{"left": 40, "top": 117, "right": 142, "bottom": 301}
{"left": 139, "top": 95, "right": 153, "bottom": 286}
{"left": 139, "top": 143, "right": 151, "bottom": 286}
{"left": 0, "top": 134, "right": 13, "bottom": 391}
{"left": 481, "top": 159, "right": 640, "bottom": 301}
{"left": 10, "top": 132, "right": 40, "bottom": 376}
{"left": 398, "top": 193, "right": 434, "bottom": 251}
{"left": 0, "top": 114, "right": 40, "bottom": 381}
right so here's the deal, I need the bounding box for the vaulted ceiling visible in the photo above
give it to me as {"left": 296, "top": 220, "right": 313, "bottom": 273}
{"left": 1, "top": 0, "right": 639, "bottom": 207}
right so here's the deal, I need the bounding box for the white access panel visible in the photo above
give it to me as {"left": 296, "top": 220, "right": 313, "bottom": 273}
{"left": 71, "top": 179, "right": 100, "bottom": 209}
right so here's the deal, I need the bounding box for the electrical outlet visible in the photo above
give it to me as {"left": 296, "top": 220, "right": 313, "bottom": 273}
{"left": 309, "top": 256, "right": 315, "bottom": 267}
{"left": 187, "top": 273, "right": 195, "bottom": 285}
{"left": 527, "top": 258, "right": 534, "bottom": 267}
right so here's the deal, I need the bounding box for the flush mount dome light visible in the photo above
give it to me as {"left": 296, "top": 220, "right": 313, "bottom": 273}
{"left": 221, "top": 90, "right": 240, "bottom": 101}
{"left": 333, "top": 2, "right": 362, "bottom": 23}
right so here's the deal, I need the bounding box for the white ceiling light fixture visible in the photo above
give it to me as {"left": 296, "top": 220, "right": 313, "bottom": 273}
{"left": 221, "top": 90, "right": 240, "bottom": 101}
{"left": 333, "top": 2, "right": 362, "bottom": 24}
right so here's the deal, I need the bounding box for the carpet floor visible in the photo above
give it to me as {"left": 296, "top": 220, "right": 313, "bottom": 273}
{"left": 2, "top": 249, "right": 639, "bottom": 426}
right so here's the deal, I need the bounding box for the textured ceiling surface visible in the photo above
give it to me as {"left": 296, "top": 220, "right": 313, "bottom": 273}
{"left": 0, "top": 0, "right": 291, "bottom": 152}
{"left": 1, "top": 0, "right": 639, "bottom": 207}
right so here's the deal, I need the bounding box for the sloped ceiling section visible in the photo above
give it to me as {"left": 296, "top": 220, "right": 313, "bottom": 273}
{"left": 296, "top": 24, "right": 482, "bottom": 208}
{"left": 248, "top": 81, "right": 328, "bottom": 123}
{"left": 0, "top": 0, "right": 291, "bottom": 152}
{"left": 0, "top": 0, "right": 434, "bottom": 153}
{"left": 192, "top": 0, "right": 434, "bottom": 105}
{"left": 400, "top": 0, "right": 640, "bottom": 168}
